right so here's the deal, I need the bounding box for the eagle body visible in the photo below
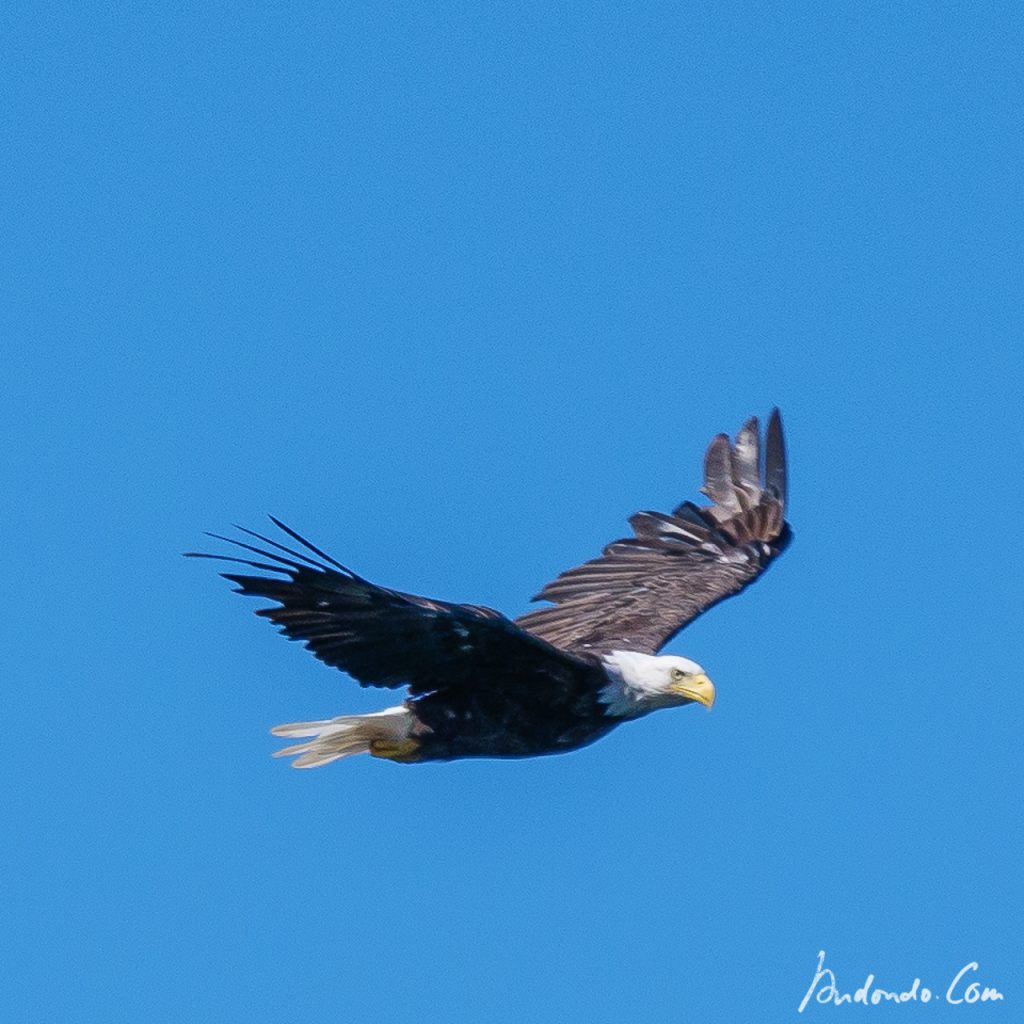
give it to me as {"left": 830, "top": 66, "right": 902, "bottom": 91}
{"left": 189, "top": 411, "right": 791, "bottom": 767}
{"left": 404, "top": 655, "right": 614, "bottom": 760}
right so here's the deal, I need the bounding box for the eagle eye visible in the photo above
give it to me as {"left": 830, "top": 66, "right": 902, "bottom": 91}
{"left": 670, "top": 667, "right": 686, "bottom": 681}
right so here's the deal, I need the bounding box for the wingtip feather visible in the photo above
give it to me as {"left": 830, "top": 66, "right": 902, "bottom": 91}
{"left": 267, "top": 516, "right": 361, "bottom": 577}
{"left": 701, "top": 433, "right": 739, "bottom": 510}
{"left": 765, "top": 408, "right": 787, "bottom": 506}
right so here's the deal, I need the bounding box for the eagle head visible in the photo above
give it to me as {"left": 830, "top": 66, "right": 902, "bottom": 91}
{"left": 600, "top": 650, "right": 716, "bottom": 718}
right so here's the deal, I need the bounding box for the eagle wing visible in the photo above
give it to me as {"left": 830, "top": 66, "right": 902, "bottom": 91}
{"left": 514, "top": 410, "right": 791, "bottom": 655}
{"left": 187, "top": 518, "right": 588, "bottom": 694}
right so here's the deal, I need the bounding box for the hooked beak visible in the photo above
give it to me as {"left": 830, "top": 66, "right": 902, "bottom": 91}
{"left": 671, "top": 672, "right": 716, "bottom": 710}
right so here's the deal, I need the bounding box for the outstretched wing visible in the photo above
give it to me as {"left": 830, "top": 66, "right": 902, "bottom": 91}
{"left": 187, "top": 518, "right": 587, "bottom": 694}
{"left": 515, "top": 410, "right": 791, "bottom": 655}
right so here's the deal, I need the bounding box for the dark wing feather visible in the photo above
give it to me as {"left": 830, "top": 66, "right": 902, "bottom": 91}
{"left": 187, "top": 519, "right": 587, "bottom": 694}
{"left": 515, "top": 409, "right": 791, "bottom": 655}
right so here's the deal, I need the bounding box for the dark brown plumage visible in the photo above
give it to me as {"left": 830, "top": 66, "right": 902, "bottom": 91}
{"left": 515, "top": 409, "right": 790, "bottom": 653}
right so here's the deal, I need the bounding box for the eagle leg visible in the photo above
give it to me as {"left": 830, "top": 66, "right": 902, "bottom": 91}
{"left": 369, "top": 738, "right": 422, "bottom": 762}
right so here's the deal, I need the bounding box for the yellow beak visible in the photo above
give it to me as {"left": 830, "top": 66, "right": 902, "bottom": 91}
{"left": 672, "top": 672, "right": 716, "bottom": 709}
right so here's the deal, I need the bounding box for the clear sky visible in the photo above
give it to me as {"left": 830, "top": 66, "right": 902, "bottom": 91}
{"left": 3, "top": 3, "right": 1021, "bottom": 1022}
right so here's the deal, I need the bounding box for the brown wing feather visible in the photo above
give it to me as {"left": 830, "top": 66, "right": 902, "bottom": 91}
{"left": 187, "top": 518, "right": 588, "bottom": 694}
{"left": 514, "top": 410, "right": 791, "bottom": 654}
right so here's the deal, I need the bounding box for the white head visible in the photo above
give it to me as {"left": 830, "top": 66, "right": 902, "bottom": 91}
{"left": 600, "top": 650, "right": 716, "bottom": 718}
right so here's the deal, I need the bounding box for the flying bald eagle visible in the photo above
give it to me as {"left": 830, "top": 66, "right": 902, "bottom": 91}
{"left": 189, "top": 410, "right": 790, "bottom": 766}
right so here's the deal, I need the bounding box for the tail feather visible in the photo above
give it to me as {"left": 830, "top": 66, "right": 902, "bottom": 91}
{"left": 270, "top": 705, "right": 412, "bottom": 768}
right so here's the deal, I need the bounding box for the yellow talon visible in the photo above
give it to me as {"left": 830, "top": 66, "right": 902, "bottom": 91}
{"left": 369, "top": 738, "right": 422, "bottom": 762}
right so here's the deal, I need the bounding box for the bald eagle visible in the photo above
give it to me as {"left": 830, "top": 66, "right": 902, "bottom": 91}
{"left": 189, "top": 411, "right": 790, "bottom": 766}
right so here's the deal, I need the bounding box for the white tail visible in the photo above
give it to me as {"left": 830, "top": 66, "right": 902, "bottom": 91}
{"left": 271, "top": 705, "right": 414, "bottom": 768}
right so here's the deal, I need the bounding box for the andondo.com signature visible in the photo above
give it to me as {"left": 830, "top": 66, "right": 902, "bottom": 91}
{"left": 799, "top": 950, "right": 1004, "bottom": 1012}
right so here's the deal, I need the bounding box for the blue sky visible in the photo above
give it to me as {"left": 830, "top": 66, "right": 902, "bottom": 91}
{"left": 3, "top": 2, "right": 1021, "bottom": 1021}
